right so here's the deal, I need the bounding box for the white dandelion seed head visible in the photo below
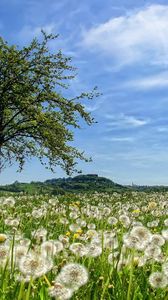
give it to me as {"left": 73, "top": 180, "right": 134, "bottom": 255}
{"left": 59, "top": 218, "right": 69, "bottom": 225}
{"left": 144, "top": 245, "right": 162, "bottom": 259}
{"left": 54, "top": 241, "right": 64, "bottom": 253}
{"left": 32, "top": 228, "right": 47, "bottom": 243}
{"left": 104, "top": 237, "right": 118, "bottom": 250}
{"left": 0, "top": 244, "right": 10, "bottom": 265}
{"left": 108, "top": 252, "right": 119, "bottom": 265}
{"left": 123, "top": 233, "right": 144, "bottom": 250}
{"left": 164, "top": 219, "right": 168, "bottom": 226}
{"left": 56, "top": 263, "right": 88, "bottom": 291}
{"left": 130, "top": 226, "right": 152, "bottom": 244}
{"left": 150, "top": 234, "right": 165, "bottom": 247}
{"left": 149, "top": 272, "right": 168, "bottom": 288}
{"left": 19, "top": 252, "right": 53, "bottom": 279}
{"left": 107, "top": 217, "right": 118, "bottom": 226}
{"left": 69, "top": 224, "right": 81, "bottom": 232}
{"left": 162, "top": 229, "right": 168, "bottom": 240}
{"left": 147, "top": 220, "right": 159, "bottom": 228}
{"left": 86, "top": 243, "right": 102, "bottom": 257}
{"left": 48, "top": 282, "right": 73, "bottom": 299}
{"left": 19, "top": 238, "right": 31, "bottom": 247}
{"left": 119, "top": 215, "right": 131, "bottom": 227}
{"left": 41, "top": 240, "right": 57, "bottom": 257}
{"left": 87, "top": 223, "right": 96, "bottom": 230}
{"left": 14, "top": 245, "right": 29, "bottom": 263}
{"left": 162, "top": 262, "right": 168, "bottom": 277}
{"left": 69, "top": 242, "right": 88, "bottom": 257}
{"left": 3, "top": 197, "right": 15, "bottom": 207}
{"left": 69, "top": 212, "right": 79, "bottom": 219}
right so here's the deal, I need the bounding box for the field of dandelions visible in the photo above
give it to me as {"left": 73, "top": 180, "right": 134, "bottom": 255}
{"left": 1, "top": 192, "right": 168, "bottom": 299}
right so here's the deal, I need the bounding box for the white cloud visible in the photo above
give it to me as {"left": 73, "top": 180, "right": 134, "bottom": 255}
{"left": 106, "top": 113, "right": 149, "bottom": 128}
{"left": 18, "top": 23, "right": 56, "bottom": 43}
{"left": 125, "top": 72, "right": 168, "bottom": 90}
{"left": 82, "top": 5, "right": 168, "bottom": 66}
{"left": 104, "top": 136, "right": 134, "bottom": 142}
{"left": 157, "top": 126, "right": 168, "bottom": 133}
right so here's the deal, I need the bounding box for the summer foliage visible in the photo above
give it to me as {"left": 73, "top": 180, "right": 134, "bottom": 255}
{"left": 1, "top": 192, "right": 168, "bottom": 299}
{"left": 0, "top": 32, "right": 98, "bottom": 173}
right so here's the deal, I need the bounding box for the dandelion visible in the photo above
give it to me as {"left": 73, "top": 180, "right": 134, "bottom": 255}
{"left": 3, "top": 197, "right": 15, "bottom": 207}
{"left": 162, "top": 262, "right": 168, "bottom": 276}
{"left": 69, "top": 224, "right": 81, "bottom": 232}
{"left": 123, "top": 233, "right": 142, "bottom": 250}
{"left": 18, "top": 252, "right": 53, "bottom": 280}
{"left": 86, "top": 243, "right": 102, "bottom": 257}
{"left": 102, "top": 207, "right": 111, "bottom": 216}
{"left": 87, "top": 223, "right": 96, "bottom": 230}
{"left": 150, "top": 234, "right": 165, "bottom": 246}
{"left": 119, "top": 215, "right": 131, "bottom": 227}
{"left": 76, "top": 219, "right": 86, "bottom": 227}
{"left": 104, "top": 236, "right": 118, "bottom": 250}
{"left": 60, "top": 218, "right": 69, "bottom": 225}
{"left": 32, "top": 228, "right": 47, "bottom": 243}
{"left": 86, "top": 229, "right": 98, "bottom": 239}
{"left": 164, "top": 219, "right": 168, "bottom": 226}
{"left": 0, "top": 244, "right": 10, "bottom": 266}
{"left": 147, "top": 220, "right": 159, "bottom": 228}
{"left": 149, "top": 272, "right": 168, "bottom": 288}
{"left": 48, "top": 282, "right": 73, "bottom": 300}
{"left": 32, "top": 209, "right": 45, "bottom": 218}
{"left": 107, "top": 217, "right": 118, "bottom": 226}
{"left": 148, "top": 202, "right": 157, "bottom": 210}
{"left": 69, "top": 243, "right": 88, "bottom": 257}
{"left": 54, "top": 241, "right": 64, "bottom": 253}
{"left": 19, "top": 238, "right": 31, "bottom": 247}
{"left": 108, "top": 252, "right": 119, "bottom": 265}
{"left": 56, "top": 263, "right": 88, "bottom": 291}
{"left": 0, "top": 234, "right": 7, "bottom": 243}
{"left": 59, "top": 235, "right": 69, "bottom": 248}
{"left": 162, "top": 229, "right": 168, "bottom": 240}
{"left": 130, "top": 226, "right": 152, "bottom": 245}
{"left": 144, "top": 245, "right": 162, "bottom": 259}
{"left": 14, "top": 245, "right": 29, "bottom": 264}
{"left": 41, "top": 240, "right": 57, "bottom": 257}
{"left": 69, "top": 212, "right": 79, "bottom": 219}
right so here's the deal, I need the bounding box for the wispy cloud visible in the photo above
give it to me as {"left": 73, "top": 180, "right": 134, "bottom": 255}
{"left": 105, "top": 113, "right": 149, "bottom": 128}
{"left": 104, "top": 136, "right": 134, "bottom": 142}
{"left": 18, "top": 23, "right": 56, "bottom": 43}
{"left": 124, "top": 72, "right": 168, "bottom": 90}
{"left": 156, "top": 126, "right": 168, "bottom": 133}
{"left": 82, "top": 4, "right": 168, "bottom": 67}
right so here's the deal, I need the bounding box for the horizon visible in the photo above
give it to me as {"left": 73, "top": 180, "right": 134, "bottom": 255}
{"left": 1, "top": 173, "right": 168, "bottom": 187}
{"left": 1, "top": 0, "right": 168, "bottom": 185}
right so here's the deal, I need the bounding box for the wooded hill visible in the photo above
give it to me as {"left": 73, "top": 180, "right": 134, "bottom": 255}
{"left": 0, "top": 174, "right": 127, "bottom": 194}
{"left": 1, "top": 174, "right": 168, "bottom": 195}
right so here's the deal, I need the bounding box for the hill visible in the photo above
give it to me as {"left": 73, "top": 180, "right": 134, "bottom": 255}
{"left": 0, "top": 174, "right": 127, "bottom": 194}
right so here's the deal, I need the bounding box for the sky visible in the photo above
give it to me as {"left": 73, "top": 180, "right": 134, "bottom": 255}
{"left": 1, "top": 0, "right": 168, "bottom": 185}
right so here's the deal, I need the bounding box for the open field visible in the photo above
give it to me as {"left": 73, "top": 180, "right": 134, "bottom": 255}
{"left": 1, "top": 191, "right": 168, "bottom": 299}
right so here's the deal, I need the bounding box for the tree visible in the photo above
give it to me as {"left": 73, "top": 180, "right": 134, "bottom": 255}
{"left": 0, "top": 32, "right": 99, "bottom": 174}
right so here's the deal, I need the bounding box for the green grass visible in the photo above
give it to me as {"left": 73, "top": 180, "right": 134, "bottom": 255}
{"left": 0, "top": 191, "right": 168, "bottom": 299}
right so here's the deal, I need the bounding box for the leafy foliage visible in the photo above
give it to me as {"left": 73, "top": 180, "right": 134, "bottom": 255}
{"left": 0, "top": 32, "right": 99, "bottom": 173}
{"left": 0, "top": 174, "right": 127, "bottom": 194}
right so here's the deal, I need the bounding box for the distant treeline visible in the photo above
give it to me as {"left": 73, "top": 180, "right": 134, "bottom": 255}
{"left": 1, "top": 174, "right": 168, "bottom": 195}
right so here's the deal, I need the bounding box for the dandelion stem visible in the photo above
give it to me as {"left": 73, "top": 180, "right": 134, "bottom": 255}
{"left": 43, "top": 274, "right": 51, "bottom": 287}
{"left": 126, "top": 254, "right": 134, "bottom": 300}
{"left": 18, "top": 281, "right": 25, "bottom": 300}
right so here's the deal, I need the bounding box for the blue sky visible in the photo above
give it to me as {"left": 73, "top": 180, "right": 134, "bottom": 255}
{"left": 1, "top": 0, "right": 168, "bottom": 185}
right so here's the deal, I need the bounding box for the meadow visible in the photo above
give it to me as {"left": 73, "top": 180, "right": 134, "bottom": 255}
{"left": 0, "top": 191, "right": 168, "bottom": 299}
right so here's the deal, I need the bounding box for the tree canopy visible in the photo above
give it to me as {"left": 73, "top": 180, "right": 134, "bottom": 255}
{"left": 0, "top": 32, "right": 99, "bottom": 174}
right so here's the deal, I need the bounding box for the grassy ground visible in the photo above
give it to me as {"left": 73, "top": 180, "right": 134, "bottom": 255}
{"left": 0, "top": 191, "right": 168, "bottom": 299}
